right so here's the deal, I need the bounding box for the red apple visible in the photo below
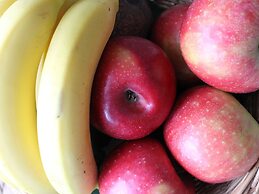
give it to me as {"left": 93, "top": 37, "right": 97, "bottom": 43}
{"left": 99, "top": 138, "right": 194, "bottom": 194}
{"left": 91, "top": 36, "right": 176, "bottom": 140}
{"left": 180, "top": 0, "right": 259, "bottom": 93}
{"left": 152, "top": 3, "right": 201, "bottom": 88}
{"left": 164, "top": 85, "right": 259, "bottom": 183}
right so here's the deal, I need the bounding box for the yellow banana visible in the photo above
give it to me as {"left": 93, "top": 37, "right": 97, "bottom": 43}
{"left": 35, "top": 0, "right": 79, "bottom": 107}
{"left": 35, "top": 53, "right": 45, "bottom": 107}
{"left": 57, "top": 0, "right": 79, "bottom": 21}
{"left": 37, "top": 0, "right": 118, "bottom": 193}
{"left": 0, "top": 0, "right": 65, "bottom": 193}
{"left": 0, "top": 0, "right": 15, "bottom": 16}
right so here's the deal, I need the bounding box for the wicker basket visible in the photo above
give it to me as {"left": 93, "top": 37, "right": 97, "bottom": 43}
{"left": 149, "top": 0, "right": 259, "bottom": 194}
{"left": 149, "top": 0, "right": 193, "bottom": 8}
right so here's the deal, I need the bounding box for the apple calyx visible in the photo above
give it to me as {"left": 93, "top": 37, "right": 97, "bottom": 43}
{"left": 125, "top": 89, "right": 138, "bottom": 103}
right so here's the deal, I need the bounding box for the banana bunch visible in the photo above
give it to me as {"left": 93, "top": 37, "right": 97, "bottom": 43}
{"left": 0, "top": 0, "right": 118, "bottom": 194}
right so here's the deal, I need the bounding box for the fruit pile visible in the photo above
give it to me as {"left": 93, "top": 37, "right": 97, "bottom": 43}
{"left": 0, "top": 0, "right": 258, "bottom": 194}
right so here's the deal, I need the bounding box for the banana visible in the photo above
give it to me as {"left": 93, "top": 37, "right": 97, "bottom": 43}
{"left": 0, "top": 0, "right": 66, "bottom": 193}
{"left": 37, "top": 0, "right": 118, "bottom": 193}
{"left": 36, "top": 53, "right": 46, "bottom": 107}
{"left": 0, "top": 0, "right": 15, "bottom": 16}
{"left": 35, "top": 0, "right": 79, "bottom": 107}
{"left": 57, "top": 0, "right": 79, "bottom": 21}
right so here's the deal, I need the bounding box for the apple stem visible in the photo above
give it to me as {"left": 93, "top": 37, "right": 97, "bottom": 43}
{"left": 125, "top": 89, "right": 138, "bottom": 103}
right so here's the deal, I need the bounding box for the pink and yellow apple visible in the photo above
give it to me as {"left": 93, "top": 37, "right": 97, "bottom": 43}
{"left": 164, "top": 86, "right": 259, "bottom": 183}
{"left": 99, "top": 138, "right": 194, "bottom": 194}
{"left": 180, "top": 0, "right": 259, "bottom": 93}
{"left": 91, "top": 36, "right": 176, "bottom": 140}
{"left": 152, "top": 3, "right": 201, "bottom": 88}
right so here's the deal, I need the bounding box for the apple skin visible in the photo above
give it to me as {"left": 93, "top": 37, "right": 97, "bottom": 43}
{"left": 91, "top": 36, "right": 176, "bottom": 140}
{"left": 151, "top": 3, "right": 201, "bottom": 88}
{"left": 180, "top": 0, "right": 259, "bottom": 93}
{"left": 99, "top": 138, "right": 194, "bottom": 194}
{"left": 164, "top": 85, "right": 259, "bottom": 183}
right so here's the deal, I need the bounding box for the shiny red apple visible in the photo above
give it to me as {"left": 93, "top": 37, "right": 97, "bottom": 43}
{"left": 91, "top": 36, "right": 176, "bottom": 140}
{"left": 152, "top": 3, "right": 200, "bottom": 88}
{"left": 164, "top": 85, "right": 259, "bottom": 183}
{"left": 180, "top": 0, "right": 259, "bottom": 93}
{"left": 99, "top": 138, "right": 194, "bottom": 194}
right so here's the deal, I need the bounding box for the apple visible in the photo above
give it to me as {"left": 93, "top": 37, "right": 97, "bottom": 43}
{"left": 151, "top": 3, "right": 201, "bottom": 88}
{"left": 99, "top": 138, "right": 194, "bottom": 194}
{"left": 164, "top": 85, "right": 259, "bottom": 183}
{"left": 180, "top": 0, "right": 259, "bottom": 93}
{"left": 91, "top": 36, "right": 176, "bottom": 140}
